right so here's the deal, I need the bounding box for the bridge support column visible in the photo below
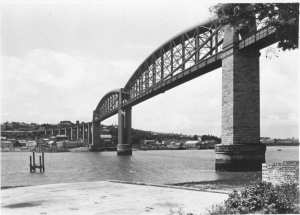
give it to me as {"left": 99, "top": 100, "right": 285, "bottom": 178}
{"left": 76, "top": 121, "right": 79, "bottom": 141}
{"left": 117, "top": 107, "right": 132, "bottom": 156}
{"left": 90, "top": 121, "right": 103, "bottom": 151}
{"left": 82, "top": 123, "right": 85, "bottom": 143}
{"left": 88, "top": 122, "right": 91, "bottom": 145}
{"left": 215, "top": 24, "right": 266, "bottom": 171}
{"left": 70, "top": 127, "right": 73, "bottom": 140}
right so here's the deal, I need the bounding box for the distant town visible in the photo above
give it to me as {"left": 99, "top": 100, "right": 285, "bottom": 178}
{"left": 1, "top": 121, "right": 299, "bottom": 152}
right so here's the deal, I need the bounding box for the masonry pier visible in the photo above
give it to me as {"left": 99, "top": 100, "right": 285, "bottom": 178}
{"left": 117, "top": 107, "right": 132, "bottom": 155}
{"left": 215, "top": 24, "right": 266, "bottom": 171}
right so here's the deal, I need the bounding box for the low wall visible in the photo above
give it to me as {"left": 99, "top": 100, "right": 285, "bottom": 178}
{"left": 262, "top": 161, "right": 299, "bottom": 185}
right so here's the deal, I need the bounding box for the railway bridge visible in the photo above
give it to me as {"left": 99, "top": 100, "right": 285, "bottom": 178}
{"left": 89, "top": 16, "right": 295, "bottom": 170}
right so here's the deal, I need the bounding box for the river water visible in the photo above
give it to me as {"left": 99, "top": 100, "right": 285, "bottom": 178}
{"left": 1, "top": 146, "right": 298, "bottom": 187}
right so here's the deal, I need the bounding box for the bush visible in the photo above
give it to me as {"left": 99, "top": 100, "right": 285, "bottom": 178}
{"left": 208, "top": 182, "right": 300, "bottom": 214}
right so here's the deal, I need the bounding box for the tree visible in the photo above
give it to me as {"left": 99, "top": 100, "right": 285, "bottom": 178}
{"left": 210, "top": 3, "right": 299, "bottom": 50}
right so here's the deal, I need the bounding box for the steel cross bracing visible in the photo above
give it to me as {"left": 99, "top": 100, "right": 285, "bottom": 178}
{"left": 94, "top": 20, "right": 277, "bottom": 122}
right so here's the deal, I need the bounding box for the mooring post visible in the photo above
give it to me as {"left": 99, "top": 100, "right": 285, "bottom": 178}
{"left": 42, "top": 152, "right": 45, "bottom": 172}
{"left": 39, "top": 156, "right": 42, "bottom": 173}
{"left": 29, "top": 156, "right": 32, "bottom": 173}
{"left": 32, "top": 152, "right": 35, "bottom": 172}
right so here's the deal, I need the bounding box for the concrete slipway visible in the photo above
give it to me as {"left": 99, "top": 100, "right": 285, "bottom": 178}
{"left": 1, "top": 181, "right": 228, "bottom": 215}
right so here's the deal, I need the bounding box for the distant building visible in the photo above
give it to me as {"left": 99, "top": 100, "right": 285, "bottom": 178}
{"left": 260, "top": 137, "right": 275, "bottom": 144}
{"left": 59, "top": 121, "right": 73, "bottom": 126}
{"left": 143, "top": 140, "right": 156, "bottom": 145}
{"left": 1, "top": 139, "right": 15, "bottom": 151}
{"left": 199, "top": 140, "right": 216, "bottom": 149}
{"left": 165, "top": 141, "right": 184, "bottom": 149}
{"left": 260, "top": 137, "right": 299, "bottom": 145}
{"left": 184, "top": 140, "right": 200, "bottom": 149}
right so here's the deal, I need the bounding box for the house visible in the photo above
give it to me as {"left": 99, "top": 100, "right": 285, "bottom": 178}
{"left": 199, "top": 140, "right": 217, "bottom": 149}
{"left": 184, "top": 140, "right": 200, "bottom": 149}
{"left": 1, "top": 139, "right": 15, "bottom": 151}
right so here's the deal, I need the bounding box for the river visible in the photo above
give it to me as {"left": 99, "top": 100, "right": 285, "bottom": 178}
{"left": 1, "top": 146, "right": 298, "bottom": 187}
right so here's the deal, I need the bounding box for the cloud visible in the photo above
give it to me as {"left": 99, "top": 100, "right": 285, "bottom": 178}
{"left": 1, "top": 1, "right": 298, "bottom": 138}
{"left": 1, "top": 49, "right": 136, "bottom": 123}
{"left": 2, "top": 47, "right": 298, "bottom": 138}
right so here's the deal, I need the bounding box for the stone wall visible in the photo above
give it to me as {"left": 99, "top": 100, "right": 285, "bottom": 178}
{"left": 262, "top": 161, "right": 299, "bottom": 185}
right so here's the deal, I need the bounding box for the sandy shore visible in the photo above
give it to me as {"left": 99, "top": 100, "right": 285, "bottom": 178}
{"left": 1, "top": 181, "right": 228, "bottom": 215}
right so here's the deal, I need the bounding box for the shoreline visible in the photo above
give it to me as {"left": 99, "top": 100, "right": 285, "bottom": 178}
{"left": 1, "top": 144, "right": 298, "bottom": 153}
{"left": 1, "top": 180, "right": 228, "bottom": 215}
{"left": 1, "top": 179, "right": 243, "bottom": 194}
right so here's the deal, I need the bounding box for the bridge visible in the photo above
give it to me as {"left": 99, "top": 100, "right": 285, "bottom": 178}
{"left": 43, "top": 121, "right": 92, "bottom": 144}
{"left": 44, "top": 15, "right": 295, "bottom": 170}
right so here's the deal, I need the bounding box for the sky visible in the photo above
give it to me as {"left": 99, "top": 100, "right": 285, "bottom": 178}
{"left": 1, "top": 0, "right": 299, "bottom": 138}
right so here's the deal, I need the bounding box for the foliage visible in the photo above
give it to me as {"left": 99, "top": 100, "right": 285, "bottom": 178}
{"left": 210, "top": 3, "right": 299, "bottom": 50}
{"left": 201, "top": 135, "right": 221, "bottom": 143}
{"left": 208, "top": 182, "right": 300, "bottom": 214}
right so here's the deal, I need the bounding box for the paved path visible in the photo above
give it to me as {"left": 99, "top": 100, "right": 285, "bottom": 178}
{"left": 1, "top": 181, "right": 228, "bottom": 215}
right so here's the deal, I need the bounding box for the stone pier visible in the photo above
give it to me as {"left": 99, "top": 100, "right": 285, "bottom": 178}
{"left": 90, "top": 113, "right": 103, "bottom": 151}
{"left": 117, "top": 90, "right": 132, "bottom": 155}
{"left": 215, "top": 24, "right": 266, "bottom": 171}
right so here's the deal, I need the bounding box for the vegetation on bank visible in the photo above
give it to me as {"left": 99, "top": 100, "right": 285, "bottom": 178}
{"left": 1, "top": 121, "right": 221, "bottom": 147}
{"left": 207, "top": 182, "right": 299, "bottom": 214}
{"left": 169, "top": 182, "right": 299, "bottom": 215}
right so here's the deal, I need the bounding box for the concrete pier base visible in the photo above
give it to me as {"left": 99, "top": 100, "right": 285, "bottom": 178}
{"left": 89, "top": 145, "right": 105, "bottom": 152}
{"left": 117, "top": 104, "right": 132, "bottom": 156}
{"left": 215, "top": 144, "right": 266, "bottom": 171}
{"left": 117, "top": 144, "right": 132, "bottom": 155}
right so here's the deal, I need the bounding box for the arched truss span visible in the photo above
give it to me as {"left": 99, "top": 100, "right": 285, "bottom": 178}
{"left": 94, "top": 18, "right": 278, "bottom": 122}
{"left": 93, "top": 89, "right": 120, "bottom": 121}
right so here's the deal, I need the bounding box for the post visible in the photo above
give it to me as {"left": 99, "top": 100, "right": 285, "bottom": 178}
{"left": 42, "top": 152, "right": 45, "bottom": 172}
{"left": 32, "top": 152, "right": 35, "bottom": 168}
{"left": 30, "top": 156, "right": 32, "bottom": 173}
{"left": 215, "top": 23, "right": 265, "bottom": 171}
{"left": 39, "top": 156, "right": 42, "bottom": 172}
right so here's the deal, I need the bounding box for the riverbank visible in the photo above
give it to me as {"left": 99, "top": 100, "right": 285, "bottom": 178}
{"left": 1, "top": 181, "right": 228, "bottom": 215}
{"left": 170, "top": 180, "right": 256, "bottom": 193}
